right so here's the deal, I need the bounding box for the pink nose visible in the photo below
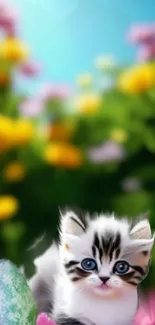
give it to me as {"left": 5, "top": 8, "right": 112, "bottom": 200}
{"left": 99, "top": 276, "right": 110, "bottom": 283}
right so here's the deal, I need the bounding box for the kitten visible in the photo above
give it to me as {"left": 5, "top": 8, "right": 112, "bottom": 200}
{"left": 29, "top": 210, "right": 154, "bottom": 325}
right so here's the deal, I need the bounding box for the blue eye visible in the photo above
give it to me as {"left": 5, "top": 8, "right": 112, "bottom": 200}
{"left": 113, "top": 261, "right": 129, "bottom": 274}
{"left": 81, "top": 258, "right": 97, "bottom": 271}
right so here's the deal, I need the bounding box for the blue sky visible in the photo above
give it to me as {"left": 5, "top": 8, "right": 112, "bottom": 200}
{"left": 13, "top": 0, "right": 155, "bottom": 92}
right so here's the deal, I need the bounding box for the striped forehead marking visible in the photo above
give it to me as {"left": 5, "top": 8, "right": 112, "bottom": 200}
{"left": 92, "top": 231, "right": 121, "bottom": 262}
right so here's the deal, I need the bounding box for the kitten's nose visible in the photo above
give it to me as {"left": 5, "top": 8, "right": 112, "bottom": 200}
{"left": 99, "top": 276, "right": 110, "bottom": 284}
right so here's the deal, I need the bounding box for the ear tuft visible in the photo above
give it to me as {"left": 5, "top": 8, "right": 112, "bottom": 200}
{"left": 59, "top": 208, "right": 89, "bottom": 237}
{"left": 130, "top": 219, "right": 152, "bottom": 240}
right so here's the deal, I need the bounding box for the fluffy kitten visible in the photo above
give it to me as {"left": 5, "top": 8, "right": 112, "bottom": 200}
{"left": 29, "top": 210, "right": 154, "bottom": 325}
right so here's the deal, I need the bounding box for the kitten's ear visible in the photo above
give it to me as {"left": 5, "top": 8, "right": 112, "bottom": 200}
{"left": 129, "top": 216, "right": 154, "bottom": 252}
{"left": 59, "top": 208, "right": 89, "bottom": 237}
{"left": 130, "top": 216, "right": 151, "bottom": 240}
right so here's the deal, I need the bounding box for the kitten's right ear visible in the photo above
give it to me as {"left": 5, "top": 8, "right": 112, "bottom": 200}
{"left": 59, "top": 208, "right": 89, "bottom": 237}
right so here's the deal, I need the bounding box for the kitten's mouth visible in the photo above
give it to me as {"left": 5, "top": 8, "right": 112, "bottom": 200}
{"left": 92, "top": 283, "right": 114, "bottom": 297}
{"left": 98, "top": 283, "right": 111, "bottom": 290}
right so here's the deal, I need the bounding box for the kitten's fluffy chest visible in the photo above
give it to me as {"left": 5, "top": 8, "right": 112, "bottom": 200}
{"left": 64, "top": 290, "right": 137, "bottom": 325}
{"left": 54, "top": 276, "right": 138, "bottom": 325}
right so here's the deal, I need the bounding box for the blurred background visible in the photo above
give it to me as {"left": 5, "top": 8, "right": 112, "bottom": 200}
{"left": 1, "top": 0, "right": 155, "bottom": 289}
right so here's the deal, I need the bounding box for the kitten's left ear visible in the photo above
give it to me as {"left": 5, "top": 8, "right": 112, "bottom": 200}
{"left": 130, "top": 216, "right": 154, "bottom": 252}
{"left": 130, "top": 215, "right": 151, "bottom": 240}
{"left": 59, "top": 207, "right": 89, "bottom": 237}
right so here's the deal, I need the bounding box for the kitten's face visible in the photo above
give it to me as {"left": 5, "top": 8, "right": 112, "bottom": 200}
{"left": 59, "top": 210, "right": 154, "bottom": 298}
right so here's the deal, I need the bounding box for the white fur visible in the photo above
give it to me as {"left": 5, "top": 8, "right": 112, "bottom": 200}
{"left": 29, "top": 242, "right": 60, "bottom": 296}
{"left": 30, "top": 212, "right": 154, "bottom": 325}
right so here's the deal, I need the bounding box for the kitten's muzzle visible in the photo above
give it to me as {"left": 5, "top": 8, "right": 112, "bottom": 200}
{"left": 99, "top": 276, "right": 110, "bottom": 284}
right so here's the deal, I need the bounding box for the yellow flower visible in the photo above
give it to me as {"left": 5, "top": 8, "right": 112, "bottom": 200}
{"left": 0, "top": 117, "right": 33, "bottom": 151}
{"left": 77, "top": 73, "right": 93, "bottom": 87}
{"left": 0, "top": 195, "right": 19, "bottom": 221}
{"left": 0, "top": 116, "right": 33, "bottom": 152}
{"left": 111, "top": 129, "right": 128, "bottom": 143}
{"left": 118, "top": 64, "right": 155, "bottom": 94}
{"left": 49, "top": 122, "right": 74, "bottom": 141}
{"left": 3, "top": 161, "right": 26, "bottom": 182}
{"left": 0, "top": 115, "right": 14, "bottom": 152}
{"left": 0, "top": 38, "right": 29, "bottom": 63}
{"left": 44, "top": 143, "right": 82, "bottom": 168}
{"left": 12, "top": 119, "right": 33, "bottom": 146}
{"left": 75, "top": 93, "right": 101, "bottom": 114}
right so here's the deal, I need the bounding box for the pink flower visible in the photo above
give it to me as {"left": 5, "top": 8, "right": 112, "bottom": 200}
{"left": 20, "top": 60, "right": 41, "bottom": 78}
{"left": 128, "top": 23, "right": 155, "bottom": 45}
{"left": 40, "top": 84, "right": 71, "bottom": 101}
{"left": 0, "top": 0, "right": 18, "bottom": 35}
{"left": 19, "top": 98, "right": 44, "bottom": 117}
{"left": 137, "top": 45, "right": 155, "bottom": 62}
{"left": 36, "top": 313, "right": 56, "bottom": 325}
{"left": 133, "top": 292, "right": 155, "bottom": 325}
{"left": 88, "top": 141, "right": 125, "bottom": 163}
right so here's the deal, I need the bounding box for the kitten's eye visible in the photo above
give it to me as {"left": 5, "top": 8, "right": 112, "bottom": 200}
{"left": 81, "top": 258, "right": 97, "bottom": 271}
{"left": 113, "top": 261, "right": 129, "bottom": 274}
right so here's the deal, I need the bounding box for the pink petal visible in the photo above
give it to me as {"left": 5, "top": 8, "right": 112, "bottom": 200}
{"left": 127, "top": 23, "right": 155, "bottom": 44}
{"left": 0, "top": 1, "right": 18, "bottom": 34}
{"left": 20, "top": 60, "right": 41, "bottom": 77}
{"left": 133, "top": 309, "right": 149, "bottom": 325}
{"left": 40, "top": 83, "right": 72, "bottom": 101}
{"left": 88, "top": 141, "right": 125, "bottom": 163}
{"left": 19, "top": 98, "right": 44, "bottom": 117}
{"left": 133, "top": 292, "right": 155, "bottom": 325}
{"left": 36, "top": 313, "right": 56, "bottom": 325}
{"left": 36, "top": 313, "right": 49, "bottom": 325}
{"left": 137, "top": 45, "right": 155, "bottom": 61}
{"left": 147, "top": 292, "right": 155, "bottom": 319}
